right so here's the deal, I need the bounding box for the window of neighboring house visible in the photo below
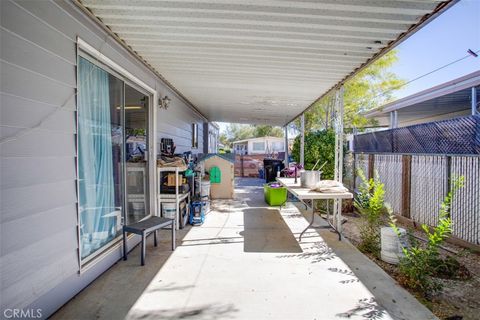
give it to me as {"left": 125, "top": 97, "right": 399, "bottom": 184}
{"left": 272, "top": 141, "right": 285, "bottom": 151}
{"left": 252, "top": 142, "right": 265, "bottom": 151}
{"left": 77, "top": 54, "right": 151, "bottom": 264}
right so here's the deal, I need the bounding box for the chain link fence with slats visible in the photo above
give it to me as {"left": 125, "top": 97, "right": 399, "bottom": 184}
{"left": 451, "top": 157, "right": 480, "bottom": 244}
{"left": 410, "top": 155, "right": 448, "bottom": 227}
{"left": 374, "top": 154, "right": 403, "bottom": 215}
{"left": 353, "top": 153, "right": 480, "bottom": 245}
{"left": 354, "top": 115, "right": 480, "bottom": 155}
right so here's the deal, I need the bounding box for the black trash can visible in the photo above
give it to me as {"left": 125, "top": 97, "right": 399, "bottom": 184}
{"left": 263, "top": 158, "right": 285, "bottom": 183}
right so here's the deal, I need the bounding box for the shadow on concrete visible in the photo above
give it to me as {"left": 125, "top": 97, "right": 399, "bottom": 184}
{"left": 276, "top": 240, "right": 336, "bottom": 263}
{"left": 242, "top": 208, "right": 302, "bottom": 253}
{"left": 146, "top": 282, "right": 195, "bottom": 293}
{"left": 336, "top": 297, "right": 386, "bottom": 319}
{"left": 51, "top": 228, "right": 192, "bottom": 320}
{"left": 128, "top": 303, "right": 238, "bottom": 320}
{"left": 328, "top": 267, "right": 361, "bottom": 284}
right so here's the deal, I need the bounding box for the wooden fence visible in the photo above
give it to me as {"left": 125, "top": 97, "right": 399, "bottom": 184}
{"left": 352, "top": 153, "right": 480, "bottom": 246}
{"left": 234, "top": 154, "right": 264, "bottom": 177}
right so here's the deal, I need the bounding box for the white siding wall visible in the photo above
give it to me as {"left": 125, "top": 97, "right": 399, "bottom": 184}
{"left": 0, "top": 0, "right": 206, "bottom": 317}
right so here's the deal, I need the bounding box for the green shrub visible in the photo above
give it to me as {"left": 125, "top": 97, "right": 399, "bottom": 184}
{"left": 390, "top": 176, "right": 465, "bottom": 296}
{"left": 354, "top": 169, "right": 386, "bottom": 255}
{"left": 291, "top": 129, "right": 338, "bottom": 180}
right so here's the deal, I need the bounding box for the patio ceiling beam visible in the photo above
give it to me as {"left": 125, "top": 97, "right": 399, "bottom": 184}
{"left": 158, "top": 66, "right": 348, "bottom": 78}
{"left": 114, "top": 28, "right": 397, "bottom": 45}
{"left": 94, "top": 12, "right": 411, "bottom": 34}
{"left": 145, "top": 58, "right": 358, "bottom": 72}
{"left": 85, "top": 1, "right": 435, "bottom": 17}
{"left": 128, "top": 42, "right": 374, "bottom": 57}
{"left": 120, "top": 35, "right": 386, "bottom": 51}
{"left": 166, "top": 73, "right": 342, "bottom": 83}
{"left": 92, "top": 9, "right": 417, "bottom": 25}
{"left": 152, "top": 67, "right": 354, "bottom": 78}
{"left": 103, "top": 22, "right": 400, "bottom": 40}
{"left": 138, "top": 50, "right": 367, "bottom": 64}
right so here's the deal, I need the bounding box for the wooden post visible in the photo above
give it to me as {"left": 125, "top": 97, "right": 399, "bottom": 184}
{"left": 240, "top": 154, "right": 244, "bottom": 177}
{"left": 445, "top": 155, "right": 452, "bottom": 215}
{"left": 401, "top": 155, "right": 412, "bottom": 218}
{"left": 368, "top": 154, "right": 375, "bottom": 180}
{"left": 352, "top": 153, "right": 357, "bottom": 190}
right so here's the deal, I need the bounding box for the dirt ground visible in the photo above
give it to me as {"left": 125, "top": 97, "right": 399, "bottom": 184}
{"left": 341, "top": 214, "right": 480, "bottom": 320}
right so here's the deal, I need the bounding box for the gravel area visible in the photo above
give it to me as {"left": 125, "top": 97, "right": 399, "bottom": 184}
{"left": 341, "top": 213, "right": 480, "bottom": 320}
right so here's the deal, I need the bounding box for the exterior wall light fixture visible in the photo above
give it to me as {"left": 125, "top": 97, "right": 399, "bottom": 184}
{"left": 159, "top": 95, "right": 171, "bottom": 109}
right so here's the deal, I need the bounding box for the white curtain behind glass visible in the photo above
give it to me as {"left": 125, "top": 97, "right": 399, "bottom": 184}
{"left": 78, "top": 57, "right": 116, "bottom": 259}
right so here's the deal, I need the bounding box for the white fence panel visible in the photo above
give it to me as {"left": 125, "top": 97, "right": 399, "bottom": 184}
{"left": 451, "top": 156, "right": 480, "bottom": 244}
{"left": 410, "top": 156, "right": 448, "bottom": 226}
{"left": 354, "top": 153, "right": 369, "bottom": 189}
{"left": 374, "top": 154, "right": 403, "bottom": 215}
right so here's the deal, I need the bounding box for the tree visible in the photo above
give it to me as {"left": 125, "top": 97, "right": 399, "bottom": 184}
{"left": 222, "top": 123, "right": 284, "bottom": 145}
{"left": 219, "top": 133, "right": 230, "bottom": 147}
{"left": 252, "top": 125, "right": 284, "bottom": 138}
{"left": 294, "top": 50, "right": 405, "bottom": 131}
{"left": 225, "top": 123, "right": 254, "bottom": 142}
{"left": 291, "top": 129, "right": 339, "bottom": 179}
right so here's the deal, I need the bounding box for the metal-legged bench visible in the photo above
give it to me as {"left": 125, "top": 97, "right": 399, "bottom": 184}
{"left": 123, "top": 216, "right": 175, "bottom": 266}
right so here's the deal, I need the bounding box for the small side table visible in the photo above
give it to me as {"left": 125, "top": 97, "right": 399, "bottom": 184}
{"left": 123, "top": 216, "right": 175, "bottom": 266}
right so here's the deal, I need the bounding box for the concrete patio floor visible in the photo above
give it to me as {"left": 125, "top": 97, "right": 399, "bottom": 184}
{"left": 52, "top": 178, "right": 435, "bottom": 320}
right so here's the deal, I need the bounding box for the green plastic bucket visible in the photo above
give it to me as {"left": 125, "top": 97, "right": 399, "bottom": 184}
{"left": 264, "top": 183, "right": 287, "bottom": 206}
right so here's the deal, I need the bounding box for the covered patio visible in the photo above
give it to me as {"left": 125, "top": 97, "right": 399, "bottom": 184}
{"left": 52, "top": 178, "right": 434, "bottom": 320}
{"left": 0, "top": 1, "right": 460, "bottom": 318}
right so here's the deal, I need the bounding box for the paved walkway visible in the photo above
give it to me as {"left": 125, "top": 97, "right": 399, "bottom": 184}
{"left": 53, "top": 178, "right": 435, "bottom": 320}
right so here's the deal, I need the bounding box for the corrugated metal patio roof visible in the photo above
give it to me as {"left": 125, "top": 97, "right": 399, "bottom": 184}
{"left": 77, "top": 0, "right": 456, "bottom": 126}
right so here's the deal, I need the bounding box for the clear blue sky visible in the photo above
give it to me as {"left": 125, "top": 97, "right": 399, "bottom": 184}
{"left": 390, "top": 0, "right": 480, "bottom": 99}
{"left": 219, "top": 0, "right": 480, "bottom": 134}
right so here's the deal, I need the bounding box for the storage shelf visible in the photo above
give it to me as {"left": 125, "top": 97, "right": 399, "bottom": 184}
{"left": 157, "top": 167, "right": 190, "bottom": 230}
{"left": 158, "top": 192, "right": 189, "bottom": 201}
{"left": 157, "top": 166, "right": 187, "bottom": 172}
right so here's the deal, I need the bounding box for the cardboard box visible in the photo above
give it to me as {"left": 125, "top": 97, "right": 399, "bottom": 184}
{"left": 167, "top": 174, "right": 177, "bottom": 186}
{"left": 166, "top": 174, "right": 186, "bottom": 186}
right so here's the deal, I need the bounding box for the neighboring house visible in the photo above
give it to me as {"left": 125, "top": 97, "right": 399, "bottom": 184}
{"left": 0, "top": 1, "right": 217, "bottom": 317}
{"left": 232, "top": 136, "right": 285, "bottom": 155}
{"left": 363, "top": 71, "right": 480, "bottom": 128}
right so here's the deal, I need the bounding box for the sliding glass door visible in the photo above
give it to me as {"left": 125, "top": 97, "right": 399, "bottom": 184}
{"left": 77, "top": 56, "right": 151, "bottom": 262}
{"left": 125, "top": 84, "right": 149, "bottom": 225}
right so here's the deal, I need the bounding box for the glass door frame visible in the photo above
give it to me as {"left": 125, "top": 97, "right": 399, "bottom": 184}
{"left": 76, "top": 38, "right": 158, "bottom": 269}
{"left": 123, "top": 81, "right": 152, "bottom": 225}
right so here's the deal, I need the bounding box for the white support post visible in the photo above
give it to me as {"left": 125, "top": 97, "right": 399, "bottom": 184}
{"left": 300, "top": 114, "right": 305, "bottom": 167}
{"left": 333, "top": 86, "right": 345, "bottom": 235}
{"left": 472, "top": 87, "right": 478, "bottom": 116}
{"left": 284, "top": 126, "right": 289, "bottom": 167}
{"left": 389, "top": 110, "right": 398, "bottom": 129}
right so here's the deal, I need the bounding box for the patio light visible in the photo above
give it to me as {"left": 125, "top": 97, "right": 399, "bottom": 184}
{"left": 159, "top": 95, "right": 171, "bottom": 110}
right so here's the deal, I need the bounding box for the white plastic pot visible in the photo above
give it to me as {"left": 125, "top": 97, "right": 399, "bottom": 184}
{"left": 380, "top": 226, "right": 407, "bottom": 265}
